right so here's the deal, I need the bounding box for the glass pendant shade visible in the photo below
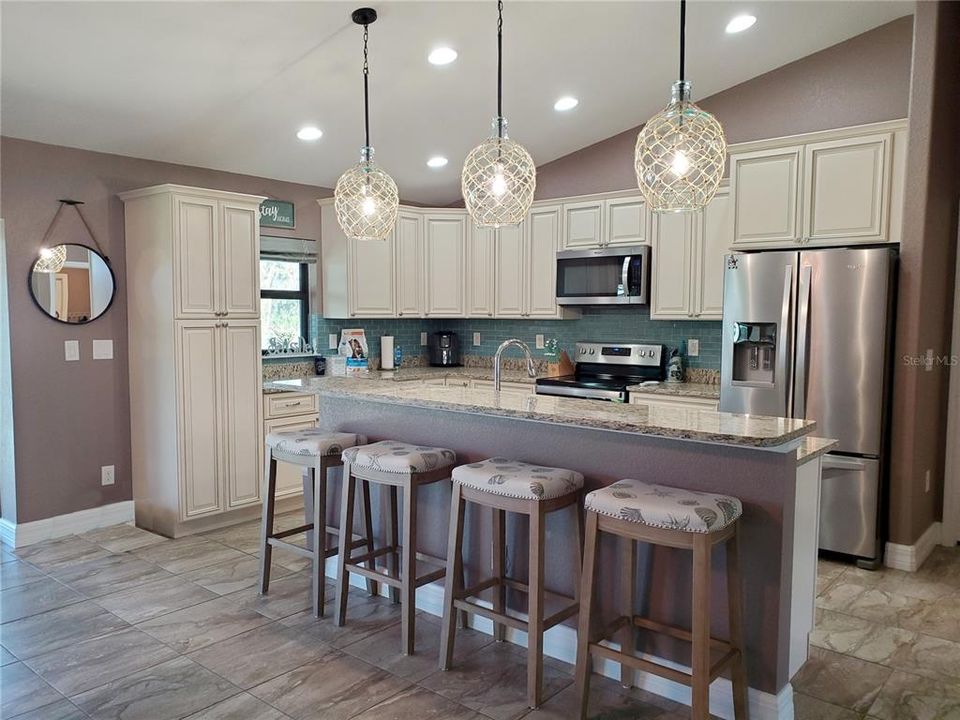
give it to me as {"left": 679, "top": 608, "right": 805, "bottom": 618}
{"left": 462, "top": 117, "right": 536, "bottom": 228}
{"left": 34, "top": 244, "right": 67, "bottom": 273}
{"left": 635, "top": 81, "right": 726, "bottom": 213}
{"left": 335, "top": 146, "right": 399, "bottom": 241}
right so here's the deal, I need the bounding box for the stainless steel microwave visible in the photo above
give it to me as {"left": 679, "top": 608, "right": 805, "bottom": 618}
{"left": 555, "top": 245, "right": 649, "bottom": 305}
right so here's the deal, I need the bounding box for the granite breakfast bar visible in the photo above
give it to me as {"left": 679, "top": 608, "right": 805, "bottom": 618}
{"left": 267, "top": 375, "right": 829, "bottom": 720}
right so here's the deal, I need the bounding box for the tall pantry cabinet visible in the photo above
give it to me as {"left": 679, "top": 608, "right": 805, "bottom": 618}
{"left": 120, "top": 184, "right": 265, "bottom": 537}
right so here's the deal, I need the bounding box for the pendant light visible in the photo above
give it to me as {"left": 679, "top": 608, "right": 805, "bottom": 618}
{"left": 35, "top": 199, "right": 106, "bottom": 273}
{"left": 634, "top": 0, "right": 726, "bottom": 213}
{"left": 461, "top": 0, "right": 536, "bottom": 228}
{"left": 334, "top": 7, "right": 399, "bottom": 241}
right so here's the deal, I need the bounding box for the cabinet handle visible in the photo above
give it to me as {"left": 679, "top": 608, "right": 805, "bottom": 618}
{"left": 282, "top": 401, "right": 303, "bottom": 407}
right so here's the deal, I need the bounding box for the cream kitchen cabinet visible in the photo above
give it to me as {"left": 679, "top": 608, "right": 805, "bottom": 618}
{"left": 696, "top": 187, "right": 733, "bottom": 319}
{"left": 424, "top": 212, "right": 467, "bottom": 317}
{"left": 394, "top": 211, "right": 423, "bottom": 318}
{"left": 494, "top": 223, "right": 526, "bottom": 317}
{"left": 629, "top": 393, "right": 719, "bottom": 412}
{"left": 561, "top": 195, "right": 649, "bottom": 249}
{"left": 562, "top": 200, "right": 603, "bottom": 249}
{"left": 730, "top": 146, "right": 802, "bottom": 247}
{"left": 121, "top": 184, "right": 266, "bottom": 537}
{"left": 467, "top": 226, "right": 496, "bottom": 317}
{"left": 263, "top": 391, "right": 319, "bottom": 498}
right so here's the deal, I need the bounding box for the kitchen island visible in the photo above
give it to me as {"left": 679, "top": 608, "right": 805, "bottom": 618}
{"left": 268, "top": 374, "right": 828, "bottom": 720}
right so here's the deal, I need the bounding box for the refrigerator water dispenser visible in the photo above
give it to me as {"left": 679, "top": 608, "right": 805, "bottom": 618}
{"left": 730, "top": 322, "right": 777, "bottom": 384}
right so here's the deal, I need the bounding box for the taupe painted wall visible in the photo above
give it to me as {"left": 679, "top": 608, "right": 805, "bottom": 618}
{"left": 888, "top": 2, "right": 960, "bottom": 545}
{"left": 0, "top": 138, "right": 332, "bottom": 523}
{"left": 534, "top": 16, "right": 913, "bottom": 199}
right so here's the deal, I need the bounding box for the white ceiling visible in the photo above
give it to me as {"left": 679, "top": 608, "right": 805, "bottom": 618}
{"left": 1, "top": 1, "right": 912, "bottom": 205}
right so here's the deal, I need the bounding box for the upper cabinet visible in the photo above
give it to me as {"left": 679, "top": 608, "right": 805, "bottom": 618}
{"left": 348, "top": 233, "right": 396, "bottom": 317}
{"left": 394, "top": 211, "right": 423, "bottom": 318}
{"left": 604, "top": 196, "right": 648, "bottom": 246}
{"left": 562, "top": 200, "right": 603, "bottom": 249}
{"left": 467, "top": 226, "right": 496, "bottom": 317}
{"left": 561, "top": 194, "right": 650, "bottom": 249}
{"left": 423, "top": 213, "right": 467, "bottom": 317}
{"left": 730, "top": 121, "right": 906, "bottom": 249}
{"left": 526, "top": 206, "right": 565, "bottom": 316}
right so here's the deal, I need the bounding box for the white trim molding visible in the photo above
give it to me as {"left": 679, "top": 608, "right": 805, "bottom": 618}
{"left": 0, "top": 501, "right": 135, "bottom": 548}
{"left": 885, "top": 521, "right": 942, "bottom": 571}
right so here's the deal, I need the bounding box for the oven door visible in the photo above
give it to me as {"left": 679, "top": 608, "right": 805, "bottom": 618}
{"left": 555, "top": 245, "right": 648, "bottom": 305}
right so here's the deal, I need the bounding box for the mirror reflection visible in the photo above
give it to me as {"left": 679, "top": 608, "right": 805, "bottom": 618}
{"left": 29, "top": 244, "right": 115, "bottom": 324}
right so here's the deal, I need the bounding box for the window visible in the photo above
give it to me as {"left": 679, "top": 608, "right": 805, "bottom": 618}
{"left": 260, "top": 259, "right": 309, "bottom": 352}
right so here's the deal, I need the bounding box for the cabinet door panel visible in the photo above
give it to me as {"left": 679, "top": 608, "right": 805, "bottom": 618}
{"left": 175, "top": 197, "right": 220, "bottom": 317}
{"left": 349, "top": 236, "right": 395, "bottom": 317}
{"left": 394, "top": 212, "right": 423, "bottom": 317}
{"left": 562, "top": 201, "right": 602, "bottom": 249}
{"left": 176, "top": 322, "right": 222, "bottom": 518}
{"left": 468, "top": 226, "right": 496, "bottom": 317}
{"left": 527, "top": 206, "right": 562, "bottom": 317}
{"left": 222, "top": 321, "right": 263, "bottom": 509}
{"left": 605, "top": 196, "right": 648, "bottom": 246}
{"left": 220, "top": 202, "right": 260, "bottom": 318}
{"left": 804, "top": 133, "right": 890, "bottom": 243}
{"left": 651, "top": 212, "right": 694, "bottom": 319}
{"left": 698, "top": 188, "right": 733, "bottom": 319}
{"left": 495, "top": 224, "right": 525, "bottom": 317}
{"left": 264, "top": 415, "right": 318, "bottom": 496}
{"left": 424, "top": 214, "right": 466, "bottom": 316}
{"left": 731, "top": 148, "right": 801, "bottom": 245}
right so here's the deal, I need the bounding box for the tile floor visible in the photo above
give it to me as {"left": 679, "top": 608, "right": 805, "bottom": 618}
{"left": 1, "top": 517, "right": 958, "bottom": 720}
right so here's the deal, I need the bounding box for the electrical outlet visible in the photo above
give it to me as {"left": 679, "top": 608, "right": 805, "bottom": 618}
{"left": 92, "top": 339, "right": 113, "bottom": 360}
{"left": 64, "top": 340, "right": 80, "bottom": 362}
{"left": 535, "top": 335, "right": 545, "bottom": 349}
{"left": 473, "top": 332, "right": 481, "bottom": 347}
{"left": 328, "top": 334, "right": 338, "bottom": 350}
{"left": 420, "top": 332, "right": 428, "bottom": 346}
{"left": 687, "top": 339, "right": 700, "bottom": 357}
{"left": 101, "top": 465, "right": 115, "bottom": 486}
{"left": 925, "top": 469, "right": 931, "bottom": 493}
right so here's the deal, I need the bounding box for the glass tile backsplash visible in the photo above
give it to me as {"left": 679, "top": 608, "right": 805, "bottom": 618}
{"left": 305, "top": 306, "right": 721, "bottom": 369}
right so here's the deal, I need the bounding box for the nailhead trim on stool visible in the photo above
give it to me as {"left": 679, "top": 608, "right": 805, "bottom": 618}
{"left": 453, "top": 457, "right": 584, "bottom": 501}
{"left": 342, "top": 440, "right": 456, "bottom": 474}
{"left": 266, "top": 430, "right": 361, "bottom": 457}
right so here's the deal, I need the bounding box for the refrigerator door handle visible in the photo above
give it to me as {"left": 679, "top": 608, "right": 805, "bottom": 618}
{"left": 822, "top": 456, "right": 867, "bottom": 471}
{"left": 794, "top": 265, "right": 813, "bottom": 419}
{"left": 779, "top": 265, "right": 794, "bottom": 416}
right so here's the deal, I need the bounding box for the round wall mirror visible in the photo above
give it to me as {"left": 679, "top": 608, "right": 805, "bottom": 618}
{"left": 29, "top": 244, "right": 115, "bottom": 324}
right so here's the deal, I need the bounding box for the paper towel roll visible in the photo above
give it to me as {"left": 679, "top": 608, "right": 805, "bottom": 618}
{"left": 381, "top": 336, "right": 395, "bottom": 370}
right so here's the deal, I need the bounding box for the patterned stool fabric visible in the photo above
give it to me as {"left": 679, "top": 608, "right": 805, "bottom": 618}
{"left": 585, "top": 479, "right": 742, "bottom": 533}
{"left": 266, "top": 430, "right": 362, "bottom": 458}
{"left": 342, "top": 441, "right": 456, "bottom": 474}
{"left": 453, "top": 458, "right": 584, "bottom": 501}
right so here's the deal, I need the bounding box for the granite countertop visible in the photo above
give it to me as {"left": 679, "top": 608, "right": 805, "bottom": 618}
{"left": 263, "top": 366, "right": 538, "bottom": 393}
{"left": 268, "top": 376, "right": 816, "bottom": 449}
{"left": 797, "top": 436, "right": 840, "bottom": 465}
{"left": 626, "top": 382, "right": 720, "bottom": 400}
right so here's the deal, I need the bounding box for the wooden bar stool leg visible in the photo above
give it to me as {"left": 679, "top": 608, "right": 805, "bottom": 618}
{"left": 527, "top": 502, "right": 546, "bottom": 709}
{"left": 385, "top": 485, "right": 400, "bottom": 604}
{"left": 259, "top": 453, "right": 278, "bottom": 594}
{"left": 619, "top": 535, "right": 637, "bottom": 688}
{"left": 691, "top": 533, "right": 712, "bottom": 720}
{"left": 360, "top": 478, "right": 379, "bottom": 597}
{"left": 492, "top": 506, "right": 507, "bottom": 642}
{"left": 439, "top": 481, "right": 465, "bottom": 670}
{"left": 312, "top": 462, "right": 326, "bottom": 618}
{"left": 726, "top": 523, "right": 749, "bottom": 720}
{"left": 335, "top": 463, "right": 357, "bottom": 627}
{"left": 575, "top": 510, "right": 600, "bottom": 720}
{"left": 401, "top": 481, "right": 419, "bottom": 655}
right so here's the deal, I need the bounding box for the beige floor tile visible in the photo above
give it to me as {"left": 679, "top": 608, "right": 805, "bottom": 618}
{"left": 901, "top": 596, "right": 960, "bottom": 644}
{"left": 350, "top": 685, "right": 480, "bottom": 720}
{"left": 846, "top": 586, "right": 930, "bottom": 627}
{"left": 226, "top": 572, "right": 316, "bottom": 620}
{"left": 867, "top": 670, "right": 960, "bottom": 720}
{"left": 13, "top": 537, "right": 109, "bottom": 571}
{"left": 848, "top": 624, "right": 920, "bottom": 665}
{"left": 79, "top": 523, "right": 167, "bottom": 553}
{"left": 133, "top": 537, "right": 248, "bottom": 574}
{"left": 0, "top": 600, "right": 129, "bottom": 660}
{"left": 181, "top": 555, "right": 288, "bottom": 596}
{"left": 793, "top": 691, "right": 862, "bottom": 720}
{"left": 0, "top": 576, "right": 84, "bottom": 623}
{"left": 182, "top": 692, "right": 291, "bottom": 720}
{"left": 279, "top": 591, "right": 403, "bottom": 648}
{"left": 4, "top": 697, "right": 89, "bottom": 720}
{"left": 810, "top": 609, "right": 874, "bottom": 654}
{"left": 136, "top": 595, "right": 273, "bottom": 653}
{"left": 528, "top": 679, "right": 669, "bottom": 720}
{"left": 49, "top": 553, "right": 173, "bottom": 598}
{"left": 201, "top": 521, "right": 262, "bottom": 554}
{"left": 816, "top": 580, "right": 868, "bottom": 613}
{"left": 791, "top": 646, "right": 892, "bottom": 713}
{"left": 886, "top": 633, "right": 960, "bottom": 681}
{"left": 0, "top": 661, "right": 65, "bottom": 718}
{"left": 0, "top": 559, "right": 47, "bottom": 590}
{"left": 94, "top": 574, "right": 218, "bottom": 624}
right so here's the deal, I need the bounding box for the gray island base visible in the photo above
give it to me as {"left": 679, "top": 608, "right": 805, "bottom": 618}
{"left": 271, "top": 377, "right": 827, "bottom": 720}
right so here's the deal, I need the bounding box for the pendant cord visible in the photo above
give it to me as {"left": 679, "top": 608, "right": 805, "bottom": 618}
{"left": 497, "top": 0, "right": 503, "bottom": 125}
{"left": 363, "top": 23, "right": 370, "bottom": 149}
{"left": 678, "top": 0, "right": 686, "bottom": 82}
{"left": 41, "top": 200, "right": 109, "bottom": 263}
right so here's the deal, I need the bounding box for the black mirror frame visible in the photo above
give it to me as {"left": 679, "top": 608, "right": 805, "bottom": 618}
{"left": 27, "top": 243, "right": 117, "bottom": 325}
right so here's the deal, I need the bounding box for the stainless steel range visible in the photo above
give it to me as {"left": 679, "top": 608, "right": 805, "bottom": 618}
{"left": 535, "top": 342, "right": 666, "bottom": 402}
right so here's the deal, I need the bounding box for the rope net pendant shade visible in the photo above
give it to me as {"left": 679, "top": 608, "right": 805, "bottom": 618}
{"left": 334, "top": 8, "right": 399, "bottom": 241}
{"left": 635, "top": 0, "right": 726, "bottom": 213}
{"left": 35, "top": 199, "right": 108, "bottom": 273}
{"left": 34, "top": 244, "right": 67, "bottom": 273}
{"left": 461, "top": 1, "right": 536, "bottom": 228}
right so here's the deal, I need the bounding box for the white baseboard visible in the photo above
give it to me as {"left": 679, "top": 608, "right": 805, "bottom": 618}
{"left": 0, "top": 501, "right": 135, "bottom": 548}
{"left": 885, "top": 521, "right": 942, "bottom": 571}
{"left": 323, "top": 559, "right": 793, "bottom": 720}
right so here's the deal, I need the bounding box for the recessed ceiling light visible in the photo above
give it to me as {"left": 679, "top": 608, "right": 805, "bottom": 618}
{"left": 554, "top": 96, "right": 579, "bottom": 112}
{"left": 428, "top": 47, "right": 458, "bottom": 66}
{"left": 427, "top": 155, "right": 449, "bottom": 169}
{"left": 296, "top": 126, "right": 323, "bottom": 141}
{"left": 725, "top": 14, "right": 756, "bottom": 33}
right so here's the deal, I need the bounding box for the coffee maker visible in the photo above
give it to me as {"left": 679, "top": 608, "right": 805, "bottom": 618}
{"left": 428, "top": 331, "right": 461, "bottom": 367}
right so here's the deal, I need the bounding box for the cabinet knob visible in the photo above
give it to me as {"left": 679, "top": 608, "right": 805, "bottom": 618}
{"left": 223, "top": 322, "right": 229, "bottom": 327}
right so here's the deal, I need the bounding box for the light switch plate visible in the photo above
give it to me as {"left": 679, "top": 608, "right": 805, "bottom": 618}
{"left": 328, "top": 334, "right": 338, "bottom": 350}
{"left": 687, "top": 339, "right": 700, "bottom": 357}
{"left": 101, "top": 465, "right": 115, "bottom": 486}
{"left": 473, "top": 332, "right": 481, "bottom": 347}
{"left": 92, "top": 339, "right": 113, "bottom": 360}
{"left": 420, "top": 332, "right": 428, "bottom": 346}
{"left": 64, "top": 340, "right": 80, "bottom": 362}
{"left": 535, "top": 334, "right": 545, "bottom": 349}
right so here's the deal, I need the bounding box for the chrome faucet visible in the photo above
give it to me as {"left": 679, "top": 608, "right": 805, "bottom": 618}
{"left": 494, "top": 338, "right": 538, "bottom": 392}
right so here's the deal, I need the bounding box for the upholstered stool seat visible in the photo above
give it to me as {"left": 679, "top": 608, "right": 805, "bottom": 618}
{"left": 584, "top": 479, "right": 742, "bottom": 534}
{"left": 342, "top": 441, "right": 457, "bottom": 474}
{"left": 453, "top": 458, "right": 584, "bottom": 501}
{"left": 267, "top": 430, "right": 360, "bottom": 458}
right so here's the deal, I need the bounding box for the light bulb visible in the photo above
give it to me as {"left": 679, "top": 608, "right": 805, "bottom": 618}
{"left": 40, "top": 248, "right": 54, "bottom": 259}
{"left": 362, "top": 196, "right": 377, "bottom": 216}
{"left": 670, "top": 150, "right": 691, "bottom": 177}
{"left": 490, "top": 167, "right": 508, "bottom": 197}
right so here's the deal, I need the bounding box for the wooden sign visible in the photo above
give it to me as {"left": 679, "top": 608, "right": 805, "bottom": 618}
{"left": 260, "top": 199, "right": 295, "bottom": 229}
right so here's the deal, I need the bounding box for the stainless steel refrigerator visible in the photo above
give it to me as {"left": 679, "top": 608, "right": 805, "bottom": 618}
{"left": 719, "top": 247, "right": 897, "bottom": 567}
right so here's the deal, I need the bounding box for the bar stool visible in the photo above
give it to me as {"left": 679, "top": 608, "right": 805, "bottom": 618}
{"left": 574, "top": 479, "right": 748, "bottom": 720}
{"left": 259, "top": 429, "right": 376, "bottom": 618}
{"left": 335, "top": 440, "right": 457, "bottom": 655}
{"left": 439, "top": 458, "right": 584, "bottom": 709}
